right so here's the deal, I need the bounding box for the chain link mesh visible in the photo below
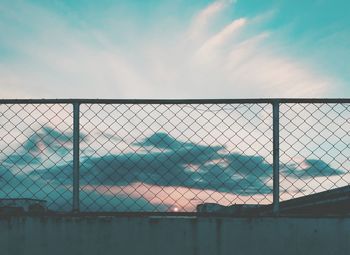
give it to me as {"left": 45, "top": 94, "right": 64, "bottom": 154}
{"left": 79, "top": 103, "right": 273, "bottom": 212}
{"left": 0, "top": 100, "right": 349, "bottom": 213}
{"left": 0, "top": 104, "right": 73, "bottom": 211}
{"left": 280, "top": 103, "right": 350, "bottom": 201}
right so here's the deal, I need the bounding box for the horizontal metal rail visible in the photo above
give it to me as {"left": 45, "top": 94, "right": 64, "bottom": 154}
{"left": 0, "top": 98, "right": 349, "bottom": 104}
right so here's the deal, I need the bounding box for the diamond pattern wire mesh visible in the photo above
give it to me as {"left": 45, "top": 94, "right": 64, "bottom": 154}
{"left": 0, "top": 104, "right": 73, "bottom": 211}
{"left": 79, "top": 103, "right": 273, "bottom": 212}
{"left": 280, "top": 103, "right": 350, "bottom": 201}
{"left": 1, "top": 100, "right": 349, "bottom": 213}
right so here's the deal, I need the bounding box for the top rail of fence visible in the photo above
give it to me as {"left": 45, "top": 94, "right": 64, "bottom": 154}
{"left": 0, "top": 98, "right": 350, "bottom": 104}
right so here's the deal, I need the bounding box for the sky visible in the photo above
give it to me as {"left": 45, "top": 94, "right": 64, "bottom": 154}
{"left": 0, "top": 0, "right": 350, "bottom": 98}
{"left": 1, "top": 1, "right": 350, "bottom": 213}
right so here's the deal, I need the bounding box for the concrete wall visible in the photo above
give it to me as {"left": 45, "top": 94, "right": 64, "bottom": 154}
{"left": 0, "top": 216, "right": 349, "bottom": 255}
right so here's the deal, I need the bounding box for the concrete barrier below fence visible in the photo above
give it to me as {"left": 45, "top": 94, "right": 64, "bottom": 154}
{"left": 0, "top": 216, "right": 349, "bottom": 255}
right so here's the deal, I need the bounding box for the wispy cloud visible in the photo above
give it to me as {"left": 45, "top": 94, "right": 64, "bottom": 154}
{"left": 0, "top": 0, "right": 342, "bottom": 98}
{"left": 197, "top": 18, "right": 247, "bottom": 56}
{"left": 187, "top": 0, "right": 233, "bottom": 42}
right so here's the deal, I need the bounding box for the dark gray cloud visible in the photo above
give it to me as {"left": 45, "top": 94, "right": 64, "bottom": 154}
{"left": 1, "top": 129, "right": 346, "bottom": 211}
{"left": 282, "top": 159, "right": 345, "bottom": 178}
{"left": 4, "top": 153, "right": 41, "bottom": 166}
{"left": 136, "top": 132, "right": 204, "bottom": 150}
{"left": 0, "top": 166, "right": 14, "bottom": 182}
{"left": 136, "top": 132, "right": 185, "bottom": 149}
{"left": 3, "top": 126, "right": 88, "bottom": 167}
{"left": 22, "top": 126, "right": 73, "bottom": 156}
{"left": 35, "top": 132, "right": 346, "bottom": 195}
{"left": 35, "top": 132, "right": 272, "bottom": 195}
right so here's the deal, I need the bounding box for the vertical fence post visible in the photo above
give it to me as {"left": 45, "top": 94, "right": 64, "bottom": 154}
{"left": 272, "top": 100, "right": 280, "bottom": 215}
{"left": 73, "top": 102, "right": 80, "bottom": 213}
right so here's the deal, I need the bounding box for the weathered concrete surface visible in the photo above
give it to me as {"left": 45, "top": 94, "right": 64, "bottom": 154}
{"left": 0, "top": 216, "right": 349, "bottom": 255}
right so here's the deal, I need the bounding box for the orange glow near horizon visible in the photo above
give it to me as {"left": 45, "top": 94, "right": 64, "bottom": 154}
{"left": 81, "top": 183, "right": 274, "bottom": 212}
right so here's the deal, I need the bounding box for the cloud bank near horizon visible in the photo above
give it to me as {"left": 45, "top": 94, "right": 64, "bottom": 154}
{"left": 0, "top": 126, "right": 346, "bottom": 211}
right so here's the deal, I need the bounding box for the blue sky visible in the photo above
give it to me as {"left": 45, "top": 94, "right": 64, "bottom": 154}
{"left": 0, "top": 0, "right": 349, "bottom": 98}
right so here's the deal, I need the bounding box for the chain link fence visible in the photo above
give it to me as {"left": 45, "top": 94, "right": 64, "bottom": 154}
{"left": 279, "top": 103, "right": 350, "bottom": 201}
{"left": 0, "top": 99, "right": 349, "bottom": 213}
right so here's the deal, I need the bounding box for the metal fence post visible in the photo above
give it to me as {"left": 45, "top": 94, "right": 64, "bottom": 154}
{"left": 73, "top": 102, "right": 80, "bottom": 213}
{"left": 272, "top": 100, "right": 280, "bottom": 215}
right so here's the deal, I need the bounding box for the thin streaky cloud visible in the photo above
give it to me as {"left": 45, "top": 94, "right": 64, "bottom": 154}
{"left": 0, "top": 0, "right": 346, "bottom": 98}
